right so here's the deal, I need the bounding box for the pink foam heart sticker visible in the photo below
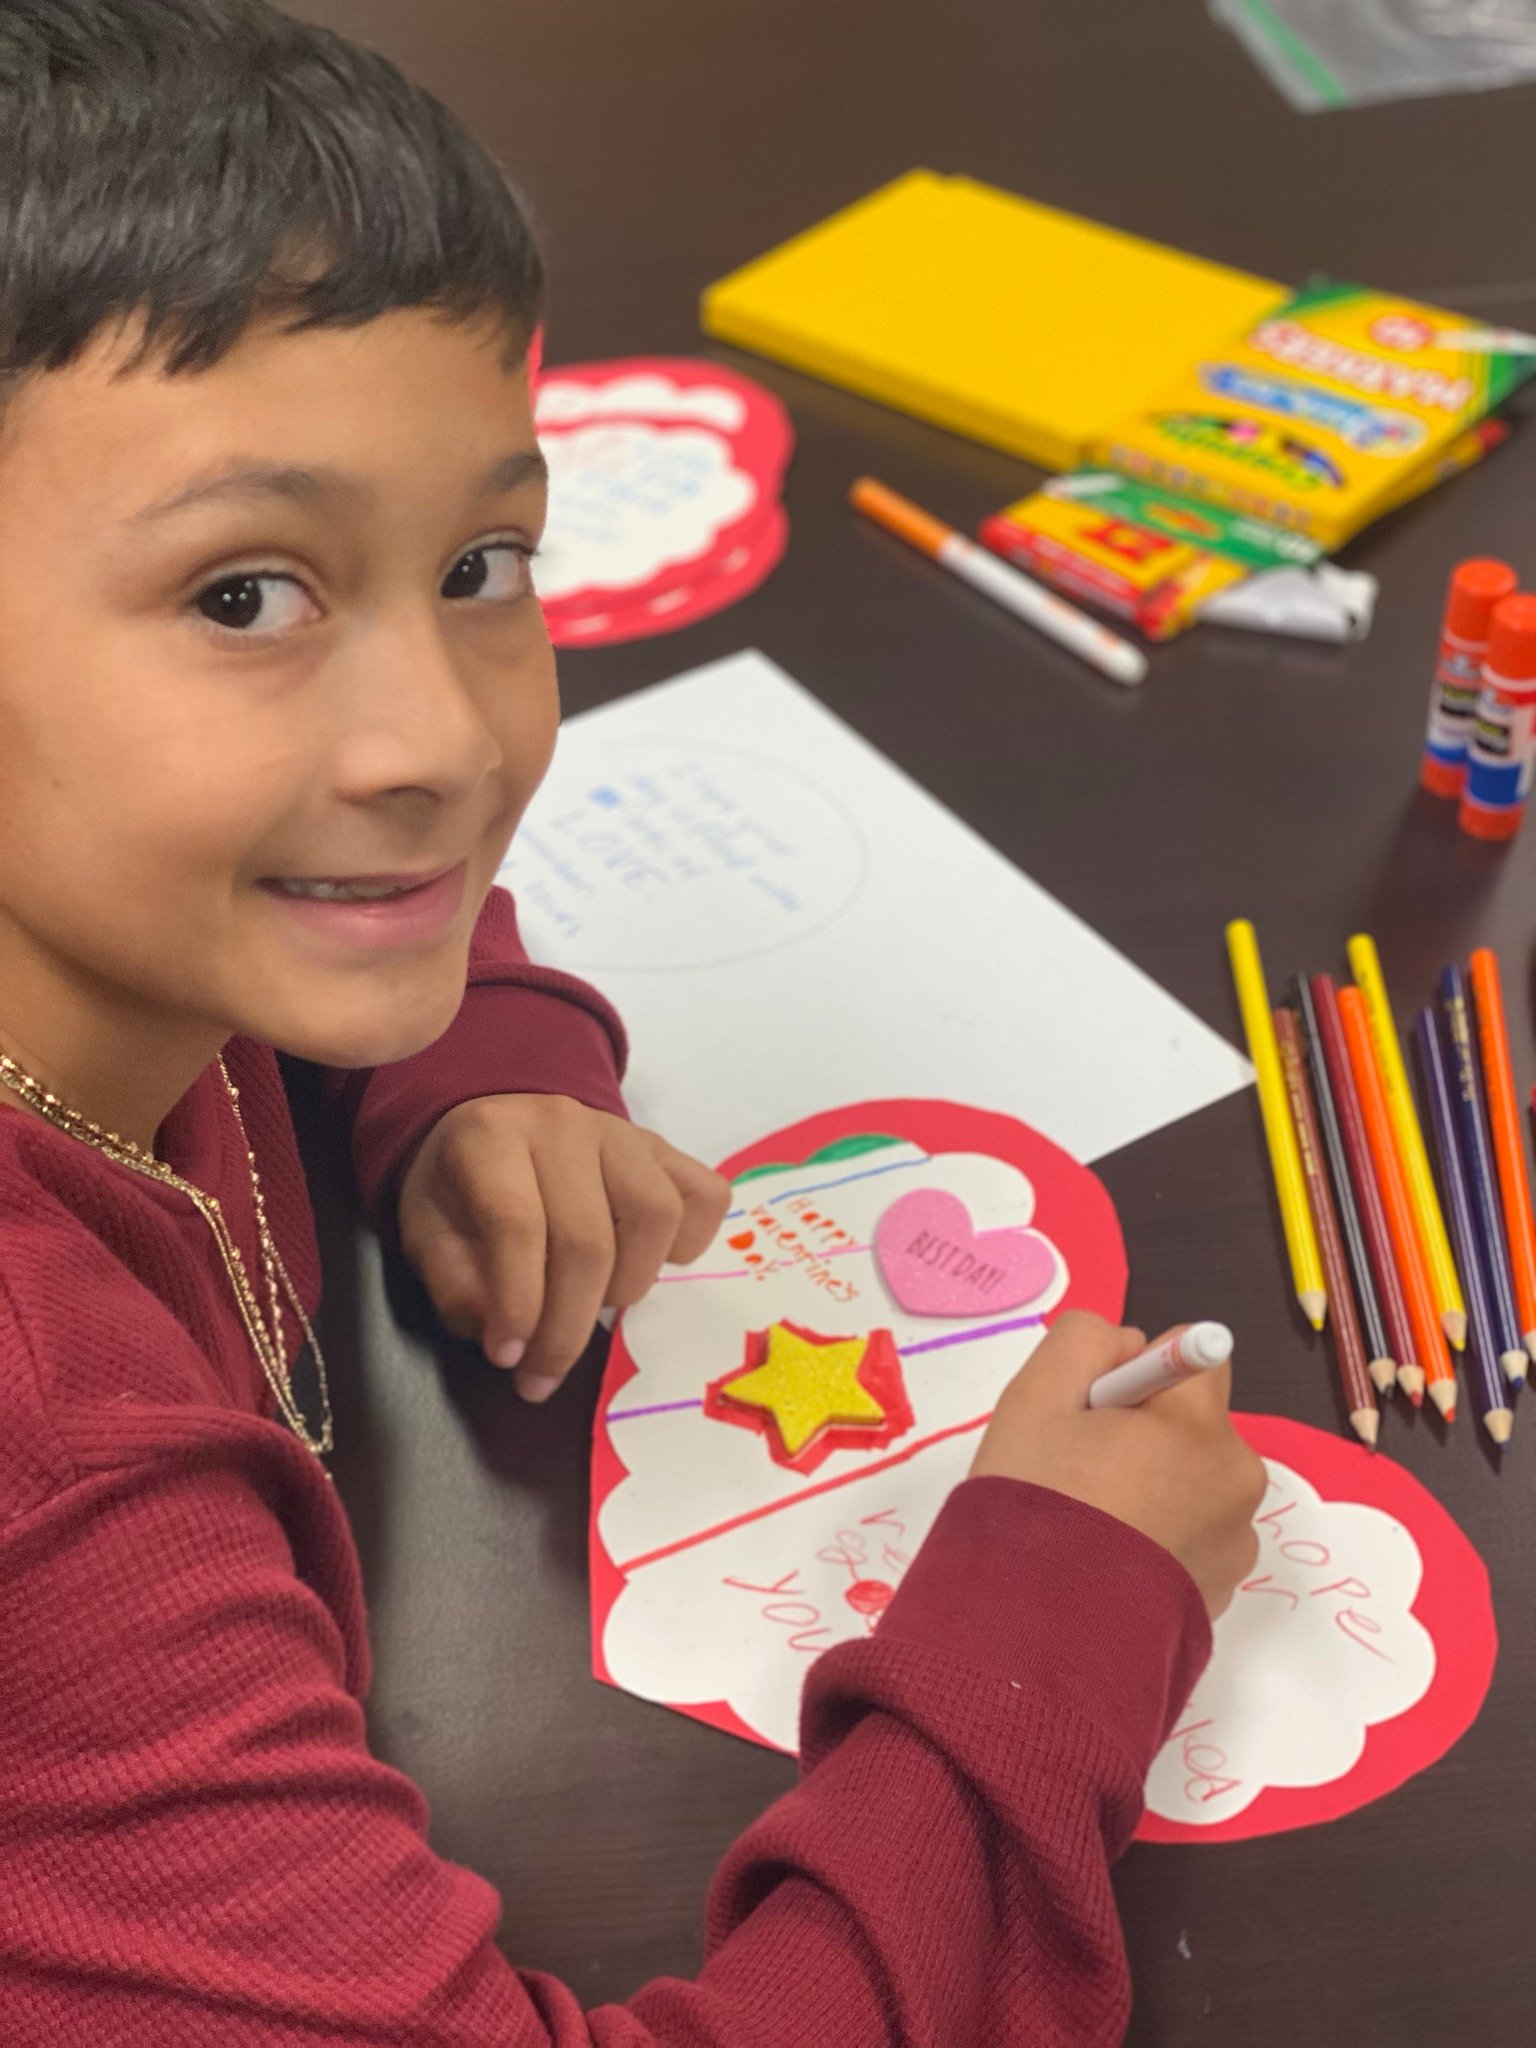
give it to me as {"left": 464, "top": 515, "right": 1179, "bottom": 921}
{"left": 874, "top": 1188, "right": 1060, "bottom": 1318}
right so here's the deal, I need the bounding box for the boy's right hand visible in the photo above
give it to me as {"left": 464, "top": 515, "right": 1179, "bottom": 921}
{"left": 970, "top": 1310, "right": 1268, "bottom": 1618}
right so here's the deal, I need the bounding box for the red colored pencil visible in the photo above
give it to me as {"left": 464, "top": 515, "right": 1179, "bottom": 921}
{"left": 1310, "top": 975, "right": 1422, "bottom": 1406}
{"left": 1275, "top": 1008, "right": 1379, "bottom": 1445}
{"left": 1340, "top": 987, "right": 1457, "bottom": 1421}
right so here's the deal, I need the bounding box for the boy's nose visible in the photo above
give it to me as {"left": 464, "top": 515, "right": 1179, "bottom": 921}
{"left": 336, "top": 614, "right": 508, "bottom": 800}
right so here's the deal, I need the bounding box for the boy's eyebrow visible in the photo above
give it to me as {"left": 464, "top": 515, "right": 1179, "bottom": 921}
{"left": 124, "top": 448, "right": 549, "bottom": 528}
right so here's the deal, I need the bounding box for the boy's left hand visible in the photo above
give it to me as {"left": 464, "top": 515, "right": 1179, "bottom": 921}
{"left": 395, "top": 1094, "right": 730, "bottom": 1404}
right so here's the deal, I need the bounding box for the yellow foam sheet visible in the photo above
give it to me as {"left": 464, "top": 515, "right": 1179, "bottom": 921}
{"left": 702, "top": 170, "right": 1286, "bottom": 472}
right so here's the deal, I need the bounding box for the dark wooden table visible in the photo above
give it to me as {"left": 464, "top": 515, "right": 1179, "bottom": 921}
{"left": 285, "top": 4, "right": 1536, "bottom": 2041}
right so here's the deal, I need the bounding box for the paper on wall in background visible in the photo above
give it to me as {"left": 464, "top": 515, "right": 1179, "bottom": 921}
{"left": 1212, "top": 0, "right": 1536, "bottom": 111}
{"left": 533, "top": 358, "right": 792, "bottom": 647}
{"left": 496, "top": 650, "right": 1253, "bottom": 1168}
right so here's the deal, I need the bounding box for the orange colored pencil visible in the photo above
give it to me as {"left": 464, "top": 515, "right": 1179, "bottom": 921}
{"left": 1469, "top": 948, "right": 1536, "bottom": 1369}
{"left": 1339, "top": 987, "right": 1458, "bottom": 1421}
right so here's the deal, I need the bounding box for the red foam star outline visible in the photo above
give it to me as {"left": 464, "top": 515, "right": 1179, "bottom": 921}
{"left": 703, "top": 1319, "right": 915, "bottom": 1475}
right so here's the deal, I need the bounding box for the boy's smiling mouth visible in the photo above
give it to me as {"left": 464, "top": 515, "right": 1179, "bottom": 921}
{"left": 261, "top": 860, "right": 465, "bottom": 901}
{"left": 257, "top": 859, "right": 470, "bottom": 946}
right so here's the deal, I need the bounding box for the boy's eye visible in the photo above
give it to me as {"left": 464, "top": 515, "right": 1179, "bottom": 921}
{"left": 194, "top": 572, "right": 314, "bottom": 634}
{"left": 442, "top": 541, "right": 536, "bottom": 603}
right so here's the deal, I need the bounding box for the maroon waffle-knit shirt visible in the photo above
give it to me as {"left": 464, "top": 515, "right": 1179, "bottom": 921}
{"left": 0, "top": 884, "right": 1211, "bottom": 2045}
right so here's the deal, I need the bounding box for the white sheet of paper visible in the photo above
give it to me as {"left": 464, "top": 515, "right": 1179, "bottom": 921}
{"left": 499, "top": 650, "right": 1251, "bottom": 1164}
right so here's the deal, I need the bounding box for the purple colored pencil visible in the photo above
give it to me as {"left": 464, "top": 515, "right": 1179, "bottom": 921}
{"left": 1414, "top": 1009, "right": 1511, "bottom": 1444}
{"left": 1440, "top": 965, "right": 1527, "bottom": 1391}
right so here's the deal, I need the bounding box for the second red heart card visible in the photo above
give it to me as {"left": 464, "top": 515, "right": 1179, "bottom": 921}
{"left": 533, "top": 356, "right": 793, "bottom": 646}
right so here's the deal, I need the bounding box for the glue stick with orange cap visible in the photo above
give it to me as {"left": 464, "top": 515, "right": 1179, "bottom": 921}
{"left": 1459, "top": 594, "right": 1536, "bottom": 842}
{"left": 1420, "top": 559, "right": 1518, "bottom": 798}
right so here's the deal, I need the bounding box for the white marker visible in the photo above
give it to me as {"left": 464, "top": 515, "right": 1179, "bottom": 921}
{"left": 1087, "top": 1321, "right": 1233, "bottom": 1409}
{"left": 851, "top": 477, "right": 1150, "bottom": 689}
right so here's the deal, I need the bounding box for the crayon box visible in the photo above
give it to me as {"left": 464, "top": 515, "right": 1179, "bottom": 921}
{"left": 1089, "top": 283, "right": 1533, "bottom": 551}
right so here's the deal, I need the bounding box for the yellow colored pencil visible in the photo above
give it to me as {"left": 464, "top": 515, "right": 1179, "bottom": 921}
{"left": 1227, "top": 919, "right": 1327, "bottom": 1329}
{"left": 1347, "top": 934, "right": 1467, "bottom": 1350}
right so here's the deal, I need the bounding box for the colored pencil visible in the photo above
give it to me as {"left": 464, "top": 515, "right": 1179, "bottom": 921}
{"left": 1310, "top": 975, "right": 1423, "bottom": 1406}
{"left": 1226, "top": 920, "right": 1327, "bottom": 1329}
{"left": 1339, "top": 985, "right": 1457, "bottom": 1420}
{"left": 1439, "top": 966, "right": 1528, "bottom": 1385}
{"left": 1415, "top": 1010, "right": 1513, "bottom": 1444}
{"left": 1348, "top": 934, "right": 1467, "bottom": 1350}
{"left": 1275, "top": 1009, "right": 1379, "bottom": 1445}
{"left": 1295, "top": 976, "right": 1396, "bottom": 1396}
{"left": 1468, "top": 947, "right": 1536, "bottom": 1369}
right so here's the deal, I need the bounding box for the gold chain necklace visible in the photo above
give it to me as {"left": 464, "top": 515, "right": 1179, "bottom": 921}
{"left": 0, "top": 1049, "right": 333, "bottom": 1463}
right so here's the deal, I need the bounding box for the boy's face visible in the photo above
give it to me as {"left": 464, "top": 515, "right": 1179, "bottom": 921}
{"left": 0, "top": 307, "right": 557, "bottom": 1109}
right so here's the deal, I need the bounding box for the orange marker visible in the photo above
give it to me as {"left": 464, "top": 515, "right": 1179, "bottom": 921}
{"left": 1339, "top": 987, "right": 1458, "bottom": 1421}
{"left": 850, "top": 477, "right": 1148, "bottom": 688}
{"left": 1469, "top": 947, "right": 1536, "bottom": 1367}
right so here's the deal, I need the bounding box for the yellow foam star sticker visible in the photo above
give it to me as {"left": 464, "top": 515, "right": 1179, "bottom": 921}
{"left": 721, "top": 1322, "right": 886, "bottom": 1458}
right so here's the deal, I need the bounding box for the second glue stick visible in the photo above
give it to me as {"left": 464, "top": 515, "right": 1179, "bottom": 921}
{"left": 1420, "top": 558, "right": 1518, "bottom": 799}
{"left": 1459, "top": 595, "right": 1536, "bottom": 843}
{"left": 1087, "top": 1322, "right": 1233, "bottom": 1410}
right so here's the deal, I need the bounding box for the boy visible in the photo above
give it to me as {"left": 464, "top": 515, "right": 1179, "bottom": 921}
{"left": 0, "top": 3, "right": 1266, "bottom": 2042}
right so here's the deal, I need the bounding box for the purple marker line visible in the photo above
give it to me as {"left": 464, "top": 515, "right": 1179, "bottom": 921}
{"left": 724, "top": 1155, "right": 925, "bottom": 1221}
{"left": 606, "top": 1313, "right": 1045, "bottom": 1421}
{"left": 899, "top": 1313, "right": 1043, "bottom": 1356}
{"left": 608, "top": 1397, "right": 702, "bottom": 1421}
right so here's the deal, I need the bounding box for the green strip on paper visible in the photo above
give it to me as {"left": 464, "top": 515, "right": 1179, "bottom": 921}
{"left": 733, "top": 1133, "right": 905, "bottom": 1187}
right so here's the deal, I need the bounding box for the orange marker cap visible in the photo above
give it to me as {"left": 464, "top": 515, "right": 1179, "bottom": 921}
{"left": 1486, "top": 593, "right": 1536, "bottom": 683}
{"left": 850, "top": 477, "right": 954, "bottom": 561}
{"left": 1445, "top": 559, "right": 1519, "bottom": 642}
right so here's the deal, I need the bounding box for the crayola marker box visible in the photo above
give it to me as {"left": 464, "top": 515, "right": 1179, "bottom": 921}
{"left": 978, "top": 486, "right": 1248, "bottom": 640}
{"left": 981, "top": 424, "right": 1509, "bottom": 640}
{"left": 1090, "top": 283, "right": 1533, "bottom": 551}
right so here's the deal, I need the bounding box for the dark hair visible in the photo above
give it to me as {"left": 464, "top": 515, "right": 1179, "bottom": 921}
{"left": 0, "top": 0, "right": 542, "bottom": 400}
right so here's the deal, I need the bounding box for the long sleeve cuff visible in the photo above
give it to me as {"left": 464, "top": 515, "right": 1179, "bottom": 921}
{"left": 871, "top": 1475, "right": 1212, "bottom": 1774}
{"left": 330, "top": 980, "right": 629, "bottom": 1257}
